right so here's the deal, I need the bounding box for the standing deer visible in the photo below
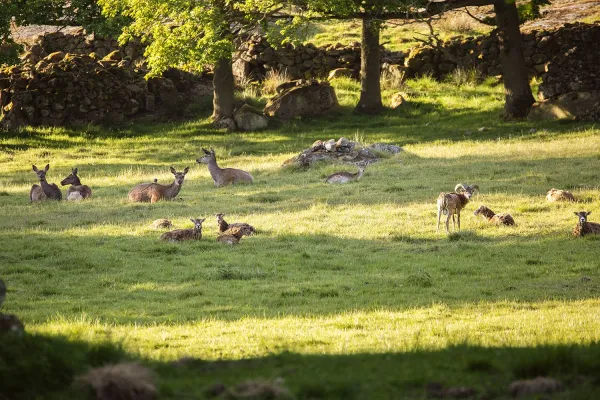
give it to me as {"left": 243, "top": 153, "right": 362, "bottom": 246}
{"left": 196, "top": 148, "right": 253, "bottom": 187}
{"left": 128, "top": 167, "right": 189, "bottom": 203}
{"left": 437, "top": 183, "right": 479, "bottom": 232}
{"left": 30, "top": 164, "right": 62, "bottom": 201}
{"left": 60, "top": 168, "right": 92, "bottom": 201}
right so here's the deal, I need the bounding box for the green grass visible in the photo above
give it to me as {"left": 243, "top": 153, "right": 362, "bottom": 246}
{"left": 2, "top": 77, "right": 600, "bottom": 398}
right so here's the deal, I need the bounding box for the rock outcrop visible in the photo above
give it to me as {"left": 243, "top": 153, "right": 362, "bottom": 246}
{"left": 264, "top": 80, "right": 338, "bottom": 120}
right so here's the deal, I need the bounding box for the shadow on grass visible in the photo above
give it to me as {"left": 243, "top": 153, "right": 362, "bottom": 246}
{"left": 3, "top": 331, "right": 600, "bottom": 399}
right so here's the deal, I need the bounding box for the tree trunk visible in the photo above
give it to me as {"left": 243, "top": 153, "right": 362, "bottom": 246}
{"left": 494, "top": 0, "right": 535, "bottom": 119}
{"left": 355, "top": 15, "right": 383, "bottom": 114}
{"left": 211, "top": 55, "right": 235, "bottom": 122}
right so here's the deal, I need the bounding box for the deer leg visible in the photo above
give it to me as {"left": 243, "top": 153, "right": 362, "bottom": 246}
{"left": 457, "top": 211, "right": 461, "bottom": 230}
{"left": 437, "top": 207, "right": 442, "bottom": 231}
{"left": 451, "top": 214, "right": 456, "bottom": 231}
{"left": 445, "top": 214, "right": 451, "bottom": 233}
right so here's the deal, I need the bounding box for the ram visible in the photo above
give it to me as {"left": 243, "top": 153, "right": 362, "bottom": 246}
{"left": 437, "top": 183, "right": 479, "bottom": 232}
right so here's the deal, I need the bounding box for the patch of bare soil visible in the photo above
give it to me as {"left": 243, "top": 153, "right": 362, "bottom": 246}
{"left": 522, "top": 0, "right": 600, "bottom": 31}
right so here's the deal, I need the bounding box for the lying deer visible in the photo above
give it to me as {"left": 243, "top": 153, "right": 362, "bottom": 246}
{"left": 30, "top": 164, "right": 62, "bottom": 201}
{"left": 128, "top": 167, "right": 189, "bottom": 203}
{"left": 160, "top": 218, "right": 205, "bottom": 242}
{"left": 215, "top": 213, "right": 255, "bottom": 235}
{"left": 437, "top": 183, "right": 479, "bottom": 232}
{"left": 196, "top": 148, "right": 253, "bottom": 187}
{"left": 473, "top": 205, "right": 515, "bottom": 226}
{"left": 325, "top": 165, "right": 365, "bottom": 184}
{"left": 60, "top": 168, "right": 92, "bottom": 201}
{"left": 573, "top": 211, "right": 600, "bottom": 237}
{"left": 217, "top": 225, "right": 255, "bottom": 245}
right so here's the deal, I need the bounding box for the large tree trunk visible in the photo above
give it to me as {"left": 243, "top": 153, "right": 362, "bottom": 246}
{"left": 355, "top": 15, "right": 383, "bottom": 114}
{"left": 494, "top": 0, "right": 535, "bottom": 119}
{"left": 211, "top": 55, "right": 235, "bottom": 122}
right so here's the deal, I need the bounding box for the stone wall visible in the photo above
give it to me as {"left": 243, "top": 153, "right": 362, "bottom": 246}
{"left": 233, "top": 35, "right": 404, "bottom": 81}
{"left": 403, "top": 22, "right": 599, "bottom": 79}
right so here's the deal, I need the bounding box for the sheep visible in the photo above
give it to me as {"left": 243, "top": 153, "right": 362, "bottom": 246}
{"left": 572, "top": 211, "right": 600, "bottom": 237}
{"left": 75, "top": 362, "right": 157, "bottom": 400}
{"left": 547, "top": 188, "right": 575, "bottom": 202}
{"left": 215, "top": 213, "right": 255, "bottom": 235}
{"left": 150, "top": 219, "right": 172, "bottom": 229}
{"left": 160, "top": 218, "right": 205, "bottom": 242}
{"left": 217, "top": 225, "right": 255, "bottom": 245}
{"left": 437, "top": 183, "right": 479, "bottom": 232}
{"left": 473, "top": 205, "right": 515, "bottom": 226}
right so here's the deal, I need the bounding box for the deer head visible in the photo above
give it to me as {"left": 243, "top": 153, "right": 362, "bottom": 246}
{"left": 196, "top": 148, "right": 216, "bottom": 164}
{"left": 190, "top": 218, "right": 206, "bottom": 231}
{"left": 574, "top": 211, "right": 592, "bottom": 225}
{"left": 454, "top": 183, "right": 479, "bottom": 199}
{"left": 60, "top": 168, "right": 80, "bottom": 186}
{"left": 32, "top": 164, "right": 50, "bottom": 182}
{"left": 170, "top": 167, "right": 189, "bottom": 185}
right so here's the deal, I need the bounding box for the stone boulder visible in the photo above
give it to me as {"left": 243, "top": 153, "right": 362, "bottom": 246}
{"left": 528, "top": 91, "right": 600, "bottom": 121}
{"left": 264, "top": 80, "right": 338, "bottom": 120}
{"left": 233, "top": 103, "right": 269, "bottom": 131}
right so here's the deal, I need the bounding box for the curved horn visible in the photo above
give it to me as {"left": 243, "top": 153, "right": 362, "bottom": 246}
{"left": 454, "top": 183, "right": 466, "bottom": 193}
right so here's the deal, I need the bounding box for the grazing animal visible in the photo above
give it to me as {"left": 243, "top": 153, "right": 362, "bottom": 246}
{"left": 473, "top": 205, "right": 515, "bottom": 226}
{"left": 160, "top": 218, "right": 205, "bottom": 242}
{"left": 217, "top": 225, "right": 255, "bottom": 245}
{"left": 60, "top": 168, "right": 92, "bottom": 201}
{"left": 215, "top": 213, "right": 256, "bottom": 235}
{"left": 325, "top": 165, "right": 365, "bottom": 184}
{"left": 75, "top": 362, "right": 157, "bottom": 400}
{"left": 196, "top": 148, "right": 253, "bottom": 187}
{"left": 150, "top": 219, "right": 172, "bottom": 229}
{"left": 437, "top": 183, "right": 479, "bottom": 232}
{"left": 547, "top": 188, "right": 575, "bottom": 202}
{"left": 572, "top": 211, "right": 600, "bottom": 237}
{"left": 128, "top": 167, "right": 189, "bottom": 203}
{"left": 30, "top": 164, "right": 62, "bottom": 201}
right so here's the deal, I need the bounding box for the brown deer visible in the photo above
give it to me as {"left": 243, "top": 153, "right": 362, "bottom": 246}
{"left": 60, "top": 168, "right": 92, "bottom": 201}
{"left": 160, "top": 218, "right": 205, "bottom": 242}
{"left": 128, "top": 167, "right": 189, "bottom": 203}
{"left": 196, "top": 148, "right": 253, "bottom": 187}
{"left": 217, "top": 225, "right": 255, "bottom": 245}
{"left": 437, "top": 183, "right": 479, "bottom": 232}
{"left": 547, "top": 188, "right": 575, "bottom": 202}
{"left": 325, "top": 165, "right": 365, "bottom": 184}
{"left": 30, "top": 164, "right": 62, "bottom": 201}
{"left": 215, "top": 213, "right": 256, "bottom": 235}
{"left": 473, "top": 205, "right": 515, "bottom": 226}
{"left": 572, "top": 211, "right": 600, "bottom": 237}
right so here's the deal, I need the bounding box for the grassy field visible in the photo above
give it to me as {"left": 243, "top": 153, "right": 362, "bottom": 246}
{"left": 2, "top": 76, "right": 600, "bottom": 399}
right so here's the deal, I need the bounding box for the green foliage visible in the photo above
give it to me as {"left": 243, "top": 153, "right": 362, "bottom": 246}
{"left": 518, "top": 0, "right": 551, "bottom": 23}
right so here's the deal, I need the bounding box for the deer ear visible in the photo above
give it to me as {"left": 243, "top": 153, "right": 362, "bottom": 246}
{"left": 170, "top": 166, "right": 176, "bottom": 174}
{"left": 183, "top": 167, "right": 190, "bottom": 175}
{"left": 574, "top": 212, "right": 580, "bottom": 216}
{"left": 72, "top": 168, "right": 78, "bottom": 174}
{"left": 210, "top": 147, "right": 215, "bottom": 154}
{"left": 190, "top": 218, "right": 195, "bottom": 223}
{"left": 44, "top": 164, "right": 50, "bottom": 171}
{"left": 202, "top": 148, "right": 210, "bottom": 154}
{"left": 32, "top": 165, "right": 38, "bottom": 172}
{"left": 587, "top": 211, "right": 592, "bottom": 216}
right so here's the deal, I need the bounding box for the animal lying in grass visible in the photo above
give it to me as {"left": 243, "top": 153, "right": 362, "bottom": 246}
{"left": 572, "top": 211, "right": 600, "bottom": 237}
{"left": 151, "top": 219, "right": 172, "bottom": 229}
{"left": 546, "top": 188, "right": 575, "bottom": 202}
{"left": 60, "top": 168, "right": 92, "bottom": 201}
{"left": 128, "top": 167, "right": 189, "bottom": 203}
{"left": 473, "top": 205, "right": 515, "bottom": 226}
{"left": 215, "top": 213, "right": 256, "bottom": 235}
{"left": 30, "top": 164, "right": 62, "bottom": 201}
{"left": 196, "top": 148, "right": 253, "bottom": 187}
{"left": 325, "top": 165, "right": 365, "bottom": 184}
{"left": 437, "top": 183, "right": 479, "bottom": 232}
{"left": 160, "top": 218, "right": 205, "bottom": 242}
{"left": 217, "top": 225, "right": 255, "bottom": 245}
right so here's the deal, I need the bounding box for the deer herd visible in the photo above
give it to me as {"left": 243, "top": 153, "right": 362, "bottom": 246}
{"left": 29, "top": 147, "right": 599, "bottom": 242}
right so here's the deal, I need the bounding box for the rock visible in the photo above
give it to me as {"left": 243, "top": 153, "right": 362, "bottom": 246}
{"left": 528, "top": 91, "right": 600, "bottom": 121}
{"left": 336, "top": 137, "right": 351, "bottom": 149}
{"left": 213, "top": 117, "right": 236, "bottom": 131}
{"left": 310, "top": 140, "right": 324, "bottom": 152}
{"left": 264, "top": 80, "right": 338, "bottom": 119}
{"left": 390, "top": 92, "right": 406, "bottom": 109}
{"left": 324, "top": 139, "right": 336, "bottom": 152}
{"left": 328, "top": 68, "right": 354, "bottom": 80}
{"left": 102, "top": 50, "right": 123, "bottom": 61}
{"left": 233, "top": 103, "right": 269, "bottom": 131}
{"left": 44, "top": 51, "right": 65, "bottom": 62}
{"left": 368, "top": 143, "right": 402, "bottom": 154}
{"left": 509, "top": 377, "right": 562, "bottom": 397}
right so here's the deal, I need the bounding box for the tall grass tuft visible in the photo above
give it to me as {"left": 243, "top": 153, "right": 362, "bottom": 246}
{"left": 262, "top": 70, "right": 290, "bottom": 96}
{"left": 445, "top": 67, "right": 482, "bottom": 87}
